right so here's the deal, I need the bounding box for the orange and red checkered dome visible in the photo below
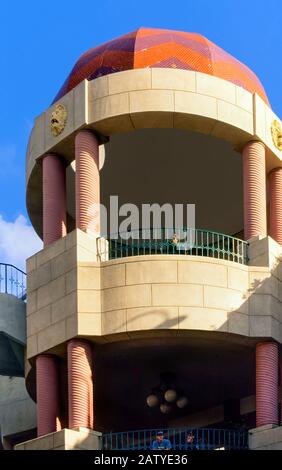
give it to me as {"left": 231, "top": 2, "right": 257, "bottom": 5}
{"left": 53, "top": 27, "right": 269, "bottom": 106}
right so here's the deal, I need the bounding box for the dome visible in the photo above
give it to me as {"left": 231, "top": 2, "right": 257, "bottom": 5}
{"left": 53, "top": 27, "right": 269, "bottom": 106}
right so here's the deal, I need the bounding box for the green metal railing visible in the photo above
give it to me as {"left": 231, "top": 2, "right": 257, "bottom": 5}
{"left": 100, "top": 228, "right": 248, "bottom": 265}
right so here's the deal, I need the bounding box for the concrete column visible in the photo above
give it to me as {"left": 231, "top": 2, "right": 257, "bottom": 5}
{"left": 256, "top": 342, "right": 278, "bottom": 427}
{"left": 36, "top": 355, "right": 61, "bottom": 436}
{"left": 242, "top": 141, "right": 267, "bottom": 241}
{"left": 75, "top": 130, "right": 100, "bottom": 233}
{"left": 42, "top": 153, "right": 66, "bottom": 247}
{"left": 269, "top": 167, "right": 282, "bottom": 245}
{"left": 68, "top": 340, "right": 93, "bottom": 429}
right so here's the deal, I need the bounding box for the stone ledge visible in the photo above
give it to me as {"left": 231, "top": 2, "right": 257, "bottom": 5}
{"left": 14, "top": 427, "right": 102, "bottom": 450}
{"left": 249, "top": 425, "right": 282, "bottom": 449}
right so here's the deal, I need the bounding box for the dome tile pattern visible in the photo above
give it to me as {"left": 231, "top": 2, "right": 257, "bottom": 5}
{"left": 53, "top": 28, "right": 269, "bottom": 106}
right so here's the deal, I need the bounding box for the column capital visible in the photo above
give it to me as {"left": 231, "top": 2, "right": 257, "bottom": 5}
{"left": 75, "top": 128, "right": 109, "bottom": 145}
{"left": 39, "top": 152, "right": 68, "bottom": 167}
{"left": 243, "top": 139, "right": 265, "bottom": 149}
{"left": 268, "top": 166, "right": 282, "bottom": 175}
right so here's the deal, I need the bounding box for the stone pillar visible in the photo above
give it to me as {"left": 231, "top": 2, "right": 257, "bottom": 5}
{"left": 256, "top": 342, "right": 278, "bottom": 427}
{"left": 269, "top": 167, "right": 282, "bottom": 245}
{"left": 242, "top": 141, "right": 267, "bottom": 241}
{"left": 67, "top": 340, "right": 93, "bottom": 429}
{"left": 42, "top": 153, "right": 66, "bottom": 247}
{"left": 75, "top": 130, "right": 100, "bottom": 233}
{"left": 36, "top": 355, "right": 61, "bottom": 436}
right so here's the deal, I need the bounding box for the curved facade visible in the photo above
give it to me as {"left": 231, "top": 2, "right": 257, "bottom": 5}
{"left": 20, "top": 29, "right": 282, "bottom": 451}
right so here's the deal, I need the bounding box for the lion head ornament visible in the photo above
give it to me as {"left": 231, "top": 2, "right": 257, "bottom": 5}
{"left": 271, "top": 119, "right": 282, "bottom": 151}
{"left": 50, "top": 104, "right": 67, "bottom": 137}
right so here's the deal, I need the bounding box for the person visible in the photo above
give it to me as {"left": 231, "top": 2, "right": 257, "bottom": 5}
{"left": 186, "top": 432, "right": 199, "bottom": 450}
{"left": 171, "top": 233, "right": 189, "bottom": 253}
{"left": 172, "top": 233, "right": 179, "bottom": 246}
{"left": 152, "top": 431, "right": 172, "bottom": 450}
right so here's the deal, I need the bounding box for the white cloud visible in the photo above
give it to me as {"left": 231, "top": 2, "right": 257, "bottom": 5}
{"left": 0, "top": 214, "right": 42, "bottom": 271}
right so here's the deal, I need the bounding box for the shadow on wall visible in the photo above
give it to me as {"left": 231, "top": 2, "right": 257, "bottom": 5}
{"left": 103, "top": 256, "right": 282, "bottom": 339}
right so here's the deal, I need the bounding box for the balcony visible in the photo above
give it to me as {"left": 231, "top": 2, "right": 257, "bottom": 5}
{"left": 99, "top": 228, "right": 248, "bottom": 265}
{"left": 0, "top": 263, "right": 27, "bottom": 376}
{"left": 102, "top": 426, "right": 249, "bottom": 450}
{"left": 0, "top": 263, "right": 27, "bottom": 301}
{"left": 25, "top": 229, "right": 282, "bottom": 360}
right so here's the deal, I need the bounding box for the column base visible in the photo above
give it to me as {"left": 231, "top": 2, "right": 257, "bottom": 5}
{"left": 249, "top": 425, "right": 282, "bottom": 450}
{"left": 14, "top": 427, "right": 102, "bottom": 450}
{"left": 248, "top": 235, "right": 282, "bottom": 267}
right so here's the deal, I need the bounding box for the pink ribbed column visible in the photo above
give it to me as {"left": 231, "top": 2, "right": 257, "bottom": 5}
{"left": 68, "top": 340, "right": 93, "bottom": 429}
{"left": 75, "top": 131, "right": 100, "bottom": 233}
{"left": 269, "top": 167, "right": 282, "bottom": 245}
{"left": 36, "top": 355, "right": 61, "bottom": 436}
{"left": 256, "top": 342, "right": 278, "bottom": 427}
{"left": 42, "top": 154, "right": 66, "bottom": 247}
{"left": 243, "top": 141, "right": 267, "bottom": 240}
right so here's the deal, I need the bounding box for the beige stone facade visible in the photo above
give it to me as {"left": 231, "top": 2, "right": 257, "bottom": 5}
{"left": 15, "top": 427, "right": 102, "bottom": 451}
{"left": 26, "top": 230, "right": 282, "bottom": 359}
{"left": 249, "top": 425, "right": 282, "bottom": 450}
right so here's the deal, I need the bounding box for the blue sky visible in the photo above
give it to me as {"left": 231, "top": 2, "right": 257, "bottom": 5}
{"left": 0, "top": 0, "right": 281, "bottom": 267}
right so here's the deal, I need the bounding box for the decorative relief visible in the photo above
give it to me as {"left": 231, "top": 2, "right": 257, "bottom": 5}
{"left": 50, "top": 104, "right": 67, "bottom": 137}
{"left": 271, "top": 119, "right": 282, "bottom": 151}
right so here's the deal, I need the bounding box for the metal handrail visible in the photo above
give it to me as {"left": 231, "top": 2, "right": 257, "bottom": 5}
{"left": 102, "top": 426, "right": 249, "bottom": 450}
{"left": 100, "top": 228, "right": 248, "bottom": 265}
{"left": 0, "top": 263, "right": 27, "bottom": 301}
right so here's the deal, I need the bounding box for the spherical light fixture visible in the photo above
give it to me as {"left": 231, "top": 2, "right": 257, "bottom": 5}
{"left": 176, "top": 396, "right": 188, "bottom": 409}
{"left": 164, "top": 389, "right": 177, "bottom": 403}
{"left": 146, "top": 394, "right": 159, "bottom": 408}
{"left": 160, "top": 403, "right": 171, "bottom": 414}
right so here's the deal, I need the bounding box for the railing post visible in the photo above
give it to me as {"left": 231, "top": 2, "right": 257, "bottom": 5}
{"left": 5, "top": 264, "right": 7, "bottom": 293}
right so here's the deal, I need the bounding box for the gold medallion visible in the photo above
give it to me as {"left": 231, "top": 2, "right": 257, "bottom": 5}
{"left": 50, "top": 104, "right": 67, "bottom": 137}
{"left": 271, "top": 119, "right": 282, "bottom": 151}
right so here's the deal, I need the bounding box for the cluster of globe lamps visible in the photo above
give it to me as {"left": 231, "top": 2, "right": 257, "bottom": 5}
{"left": 146, "top": 389, "right": 188, "bottom": 414}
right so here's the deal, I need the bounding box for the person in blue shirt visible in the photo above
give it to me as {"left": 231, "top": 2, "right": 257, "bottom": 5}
{"left": 152, "top": 431, "right": 172, "bottom": 450}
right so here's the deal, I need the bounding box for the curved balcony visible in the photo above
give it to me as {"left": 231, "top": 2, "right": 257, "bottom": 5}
{"left": 100, "top": 228, "right": 248, "bottom": 265}
{"left": 0, "top": 263, "right": 26, "bottom": 301}
{"left": 103, "top": 426, "right": 248, "bottom": 450}
{"left": 0, "top": 264, "right": 27, "bottom": 378}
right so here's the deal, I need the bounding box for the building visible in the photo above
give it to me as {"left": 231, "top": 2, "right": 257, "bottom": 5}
{"left": 16, "top": 27, "right": 282, "bottom": 450}
{"left": 0, "top": 264, "right": 36, "bottom": 448}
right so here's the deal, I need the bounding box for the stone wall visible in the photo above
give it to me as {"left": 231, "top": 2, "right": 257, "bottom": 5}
{"left": 26, "top": 230, "right": 282, "bottom": 359}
